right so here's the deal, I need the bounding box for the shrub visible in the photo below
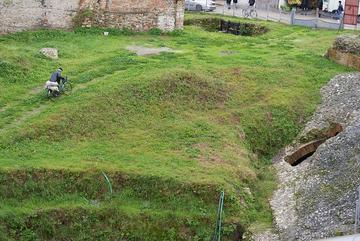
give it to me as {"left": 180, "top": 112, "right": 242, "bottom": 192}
{"left": 149, "top": 28, "right": 163, "bottom": 35}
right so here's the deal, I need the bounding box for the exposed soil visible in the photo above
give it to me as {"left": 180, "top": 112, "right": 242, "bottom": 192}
{"left": 126, "top": 45, "right": 181, "bottom": 56}
{"left": 220, "top": 50, "right": 239, "bottom": 56}
{"left": 29, "top": 86, "right": 43, "bottom": 94}
{"left": 0, "top": 105, "right": 47, "bottom": 134}
{"left": 0, "top": 106, "right": 8, "bottom": 113}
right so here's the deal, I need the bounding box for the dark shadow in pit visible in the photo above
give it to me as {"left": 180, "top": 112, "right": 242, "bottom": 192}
{"left": 228, "top": 224, "right": 245, "bottom": 241}
{"left": 285, "top": 123, "right": 343, "bottom": 166}
{"left": 184, "top": 17, "right": 268, "bottom": 36}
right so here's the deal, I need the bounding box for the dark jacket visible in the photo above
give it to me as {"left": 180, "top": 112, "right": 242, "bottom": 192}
{"left": 317, "top": 0, "right": 323, "bottom": 9}
{"left": 50, "top": 70, "right": 64, "bottom": 83}
{"left": 338, "top": 3, "right": 344, "bottom": 12}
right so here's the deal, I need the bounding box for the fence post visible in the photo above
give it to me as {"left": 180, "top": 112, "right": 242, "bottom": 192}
{"left": 290, "top": 7, "right": 296, "bottom": 25}
{"left": 337, "top": 13, "right": 344, "bottom": 32}
{"left": 354, "top": 186, "right": 360, "bottom": 234}
{"left": 278, "top": 9, "right": 282, "bottom": 22}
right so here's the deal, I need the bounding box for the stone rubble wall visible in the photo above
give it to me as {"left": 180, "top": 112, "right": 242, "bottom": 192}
{"left": 269, "top": 73, "right": 360, "bottom": 241}
{"left": 326, "top": 35, "right": 360, "bottom": 70}
{"left": 0, "top": 0, "right": 184, "bottom": 33}
{"left": 333, "top": 35, "right": 360, "bottom": 56}
{"left": 0, "top": 0, "right": 80, "bottom": 32}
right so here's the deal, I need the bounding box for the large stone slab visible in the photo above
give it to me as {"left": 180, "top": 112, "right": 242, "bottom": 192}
{"left": 126, "top": 45, "right": 180, "bottom": 56}
{"left": 40, "top": 48, "right": 58, "bottom": 59}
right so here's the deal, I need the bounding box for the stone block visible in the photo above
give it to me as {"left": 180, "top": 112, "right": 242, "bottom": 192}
{"left": 327, "top": 48, "right": 360, "bottom": 70}
{"left": 40, "top": 48, "right": 59, "bottom": 59}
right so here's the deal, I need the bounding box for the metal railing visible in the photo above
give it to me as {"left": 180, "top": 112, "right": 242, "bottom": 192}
{"left": 215, "top": 2, "right": 353, "bottom": 30}
{"left": 212, "top": 191, "right": 225, "bottom": 241}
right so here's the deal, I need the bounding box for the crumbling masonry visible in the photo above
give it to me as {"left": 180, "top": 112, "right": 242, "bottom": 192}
{"left": 0, "top": 0, "right": 184, "bottom": 33}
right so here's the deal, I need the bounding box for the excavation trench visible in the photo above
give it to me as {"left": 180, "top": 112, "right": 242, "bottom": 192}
{"left": 285, "top": 123, "right": 343, "bottom": 166}
{"left": 184, "top": 17, "right": 268, "bottom": 36}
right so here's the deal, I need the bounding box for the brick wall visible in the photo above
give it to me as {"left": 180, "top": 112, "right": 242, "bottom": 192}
{"left": 0, "top": 0, "right": 184, "bottom": 33}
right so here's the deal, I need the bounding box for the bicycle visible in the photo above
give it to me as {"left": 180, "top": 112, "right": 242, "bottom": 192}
{"left": 242, "top": 6, "right": 257, "bottom": 18}
{"left": 59, "top": 76, "right": 72, "bottom": 93}
{"left": 45, "top": 76, "right": 72, "bottom": 99}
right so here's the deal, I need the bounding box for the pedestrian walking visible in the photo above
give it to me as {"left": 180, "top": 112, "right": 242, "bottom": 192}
{"left": 226, "top": 0, "right": 231, "bottom": 9}
{"left": 233, "top": 0, "right": 238, "bottom": 9}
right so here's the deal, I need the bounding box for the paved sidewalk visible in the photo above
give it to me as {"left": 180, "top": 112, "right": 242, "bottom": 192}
{"left": 214, "top": 4, "right": 291, "bottom": 24}
{"left": 211, "top": 4, "right": 360, "bottom": 30}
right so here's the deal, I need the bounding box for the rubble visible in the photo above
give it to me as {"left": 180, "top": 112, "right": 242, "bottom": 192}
{"left": 270, "top": 73, "right": 360, "bottom": 240}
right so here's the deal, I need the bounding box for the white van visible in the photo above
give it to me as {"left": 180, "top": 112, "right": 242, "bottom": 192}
{"left": 322, "top": 0, "right": 360, "bottom": 15}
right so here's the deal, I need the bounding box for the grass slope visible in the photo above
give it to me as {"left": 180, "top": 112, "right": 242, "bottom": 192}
{"left": 0, "top": 13, "right": 351, "bottom": 240}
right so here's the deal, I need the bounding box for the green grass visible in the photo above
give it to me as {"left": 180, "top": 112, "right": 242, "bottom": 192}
{"left": 0, "top": 12, "right": 353, "bottom": 240}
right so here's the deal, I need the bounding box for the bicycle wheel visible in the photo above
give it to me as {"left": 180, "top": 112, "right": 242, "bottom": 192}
{"left": 250, "top": 9, "right": 257, "bottom": 18}
{"left": 63, "top": 81, "right": 73, "bottom": 92}
{"left": 46, "top": 89, "right": 52, "bottom": 98}
{"left": 242, "top": 9, "right": 249, "bottom": 18}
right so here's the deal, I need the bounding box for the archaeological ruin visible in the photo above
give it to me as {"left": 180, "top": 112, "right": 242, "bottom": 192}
{"left": 0, "top": 0, "right": 184, "bottom": 33}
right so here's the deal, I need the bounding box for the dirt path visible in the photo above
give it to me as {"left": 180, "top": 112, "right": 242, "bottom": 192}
{"left": 29, "top": 86, "right": 43, "bottom": 95}
{"left": 0, "top": 105, "right": 47, "bottom": 135}
{"left": 126, "top": 45, "right": 181, "bottom": 56}
{"left": 0, "top": 106, "right": 8, "bottom": 113}
{"left": 0, "top": 69, "right": 124, "bottom": 135}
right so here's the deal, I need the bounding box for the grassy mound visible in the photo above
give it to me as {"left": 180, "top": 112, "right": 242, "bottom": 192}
{"left": 0, "top": 12, "right": 350, "bottom": 240}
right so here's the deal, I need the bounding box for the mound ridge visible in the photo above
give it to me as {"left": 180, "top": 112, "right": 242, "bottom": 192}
{"left": 0, "top": 13, "right": 349, "bottom": 240}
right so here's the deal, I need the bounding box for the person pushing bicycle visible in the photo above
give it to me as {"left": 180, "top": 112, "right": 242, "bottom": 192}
{"left": 50, "top": 67, "right": 65, "bottom": 85}
{"left": 45, "top": 67, "right": 65, "bottom": 97}
{"left": 242, "top": 0, "right": 257, "bottom": 18}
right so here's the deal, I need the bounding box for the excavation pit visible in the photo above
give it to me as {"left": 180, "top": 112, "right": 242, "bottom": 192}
{"left": 285, "top": 124, "right": 343, "bottom": 166}
{"left": 184, "top": 18, "right": 268, "bottom": 36}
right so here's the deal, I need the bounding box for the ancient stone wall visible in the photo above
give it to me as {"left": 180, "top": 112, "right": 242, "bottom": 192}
{"left": 271, "top": 73, "right": 360, "bottom": 241}
{"left": 80, "top": 0, "right": 184, "bottom": 31}
{"left": 0, "top": 0, "right": 80, "bottom": 33}
{"left": 0, "top": 0, "right": 184, "bottom": 33}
